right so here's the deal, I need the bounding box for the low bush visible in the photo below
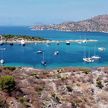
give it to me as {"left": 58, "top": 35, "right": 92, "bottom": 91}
{"left": 96, "top": 80, "right": 103, "bottom": 89}
{"left": 0, "top": 76, "right": 15, "bottom": 92}
{"left": 79, "top": 68, "right": 91, "bottom": 74}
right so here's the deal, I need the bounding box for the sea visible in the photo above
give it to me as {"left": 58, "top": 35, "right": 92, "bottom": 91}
{"left": 0, "top": 26, "right": 108, "bottom": 69}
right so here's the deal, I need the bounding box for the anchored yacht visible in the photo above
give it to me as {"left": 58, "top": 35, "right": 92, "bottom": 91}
{"left": 37, "top": 50, "right": 43, "bottom": 54}
{"left": 21, "top": 39, "right": 25, "bottom": 46}
{"left": 41, "top": 52, "right": 47, "bottom": 66}
{"left": 54, "top": 51, "right": 59, "bottom": 56}
{"left": 98, "top": 47, "right": 106, "bottom": 52}
{"left": 0, "top": 48, "right": 5, "bottom": 64}
{"left": 91, "top": 45, "right": 101, "bottom": 60}
{"left": 0, "top": 59, "right": 4, "bottom": 64}
{"left": 83, "top": 40, "right": 94, "bottom": 63}
{"left": 56, "top": 41, "right": 60, "bottom": 45}
{"left": 83, "top": 57, "right": 94, "bottom": 63}
{"left": 91, "top": 56, "right": 101, "bottom": 60}
{"left": 66, "top": 40, "right": 70, "bottom": 45}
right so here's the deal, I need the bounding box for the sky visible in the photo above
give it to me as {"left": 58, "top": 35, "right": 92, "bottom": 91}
{"left": 0, "top": 0, "right": 108, "bottom": 26}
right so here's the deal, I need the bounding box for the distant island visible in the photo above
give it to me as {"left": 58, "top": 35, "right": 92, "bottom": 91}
{"left": 0, "top": 34, "right": 47, "bottom": 44}
{"left": 32, "top": 15, "right": 108, "bottom": 32}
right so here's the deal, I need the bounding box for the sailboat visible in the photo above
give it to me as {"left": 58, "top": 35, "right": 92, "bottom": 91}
{"left": 91, "top": 45, "right": 101, "bottom": 60}
{"left": 54, "top": 51, "right": 59, "bottom": 56}
{"left": 82, "top": 39, "right": 87, "bottom": 43}
{"left": 83, "top": 57, "right": 94, "bottom": 63}
{"left": 83, "top": 52, "right": 94, "bottom": 63}
{"left": 37, "top": 50, "right": 43, "bottom": 54}
{"left": 98, "top": 47, "right": 106, "bottom": 52}
{"left": 77, "top": 35, "right": 82, "bottom": 44}
{"left": 46, "top": 40, "right": 51, "bottom": 46}
{"left": 0, "top": 48, "right": 5, "bottom": 64}
{"left": 56, "top": 41, "right": 60, "bottom": 45}
{"left": 66, "top": 40, "right": 70, "bottom": 45}
{"left": 41, "top": 52, "right": 47, "bottom": 66}
{"left": 0, "top": 59, "right": 4, "bottom": 64}
{"left": 77, "top": 41, "right": 82, "bottom": 44}
{"left": 92, "top": 55, "right": 101, "bottom": 60}
{"left": 83, "top": 40, "right": 94, "bottom": 63}
{"left": 21, "top": 39, "right": 25, "bottom": 46}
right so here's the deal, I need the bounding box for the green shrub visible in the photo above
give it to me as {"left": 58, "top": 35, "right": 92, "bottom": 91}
{"left": 79, "top": 68, "right": 91, "bottom": 74}
{"left": 30, "top": 72, "right": 37, "bottom": 76}
{"left": 19, "top": 97, "right": 27, "bottom": 104}
{"left": 0, "top": 76, "right": 15, "bottom": 92}
{"left": 96, "top": 80, "right": 103, "bottom": 89}
{"left": 4, "top": 67, "right": 16, "bottom": 71}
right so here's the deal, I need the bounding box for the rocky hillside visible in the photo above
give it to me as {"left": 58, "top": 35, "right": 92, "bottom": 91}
{"left": 32, "top": 15, "right": 108, "bottom": 32}
{"left": 0, "top": 67, "right": 108, "bottom": 108}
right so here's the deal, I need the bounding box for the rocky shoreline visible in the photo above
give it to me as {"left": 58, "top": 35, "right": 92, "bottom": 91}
{"left": 0, "top": 66, "right": 108, "bottom": 108}
{"left": 0, "top": 34, "right": 98, "bottom": 44}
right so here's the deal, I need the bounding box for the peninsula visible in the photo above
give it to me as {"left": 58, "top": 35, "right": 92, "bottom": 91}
{"left": 0, "top": 34, "right": 47, "bottom": 44}
{"left": 32, "top": 15, "right": 108, "bottom": 32}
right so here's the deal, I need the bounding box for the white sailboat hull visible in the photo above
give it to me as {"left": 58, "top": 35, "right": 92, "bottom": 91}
{"left": 98, "top": 47, "right": 106, "bottom": 52}
{"left": 83, "top": 58, "right": 94, "bottom": 63}
{"left": 91, "top": 56, "right": 101, "bottom": 60}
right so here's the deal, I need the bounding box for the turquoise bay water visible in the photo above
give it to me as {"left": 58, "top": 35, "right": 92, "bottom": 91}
{"left": 0, "top": 26, "right": 108, "bottom": 69}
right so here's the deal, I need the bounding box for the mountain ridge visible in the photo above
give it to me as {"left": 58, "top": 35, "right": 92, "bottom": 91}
{"left": 32, "top": 15, "right": 108, "bottom": 32}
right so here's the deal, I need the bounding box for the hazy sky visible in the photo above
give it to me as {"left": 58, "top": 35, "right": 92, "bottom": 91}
{"left": 0, "top": 0, "right": 108, "bottom": 26}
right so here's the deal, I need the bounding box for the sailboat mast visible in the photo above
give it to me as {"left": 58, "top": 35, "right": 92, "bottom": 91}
{"left": 94, "top": 44, "right": 96, "bottom": 56}
{"left": 83, "top": 45, "right": 86, "bottom": 58}
{"left": 42, "top": 52, "right": 45, "bottom": 61}
{"left": 88, "top": 47, "right": 90, "bottom": 58}
{"left": 84, "top": 33, "right": 87, "bottom": 58}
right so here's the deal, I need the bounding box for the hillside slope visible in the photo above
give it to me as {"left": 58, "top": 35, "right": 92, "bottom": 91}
{"left": 32, "top": 15, "right": 108, "bottom": 32}
{"left": 0, "top": 67, "right": 108, "bottom": 108}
